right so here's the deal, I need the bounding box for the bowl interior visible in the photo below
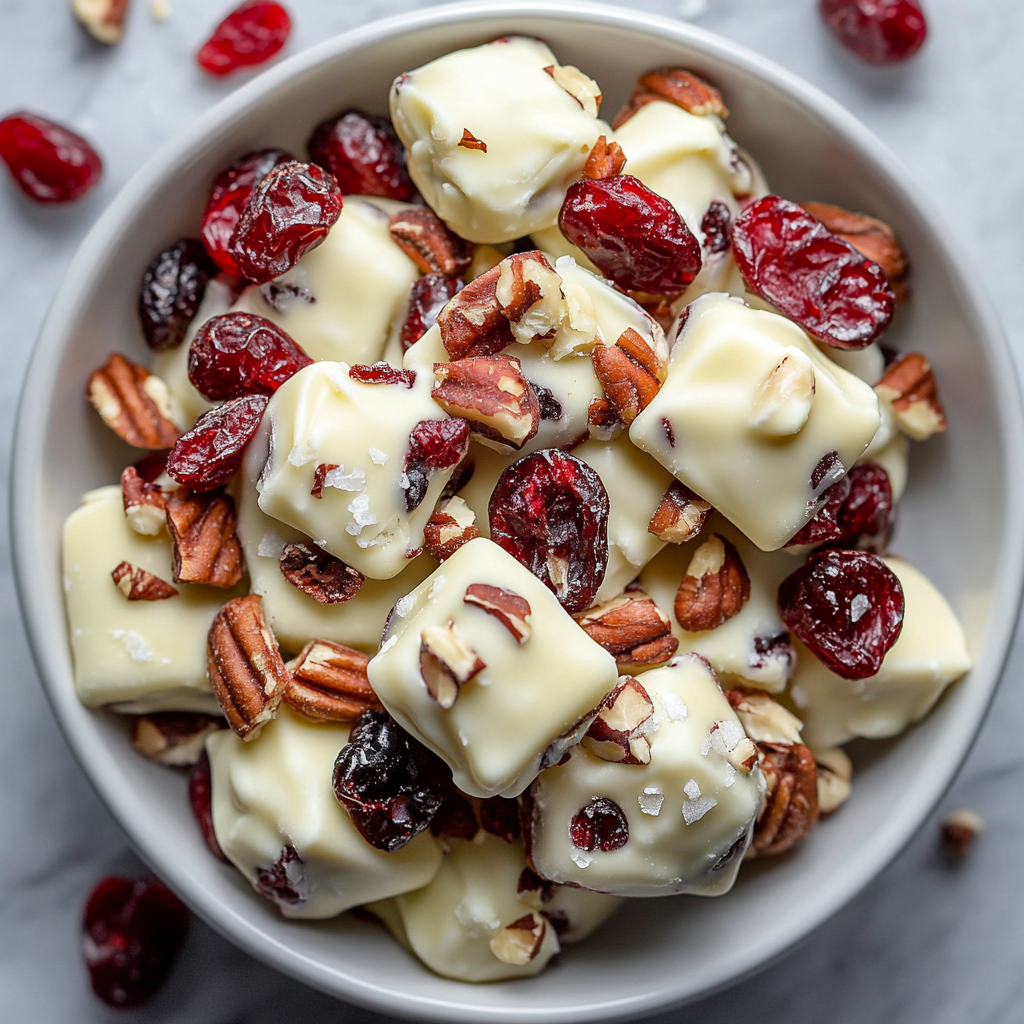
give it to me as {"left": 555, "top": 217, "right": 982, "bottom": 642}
{"left": 13, "top": 2, "right": 1024, "bottom": 1021}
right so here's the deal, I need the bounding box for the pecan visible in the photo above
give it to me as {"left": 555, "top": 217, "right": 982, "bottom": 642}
{"left": 458, "top": 129, "right": 487, "bottom": 152}
{"left": 389, "top": 207, "right": 472, "bottom": 277}
{"left": 674, "top": 534, "right": 750, "bottom": 632}
{"left": 577, "top": 592, "right": 677, "bottom": 670}
{"left": 815, "top": 746, "right": 853, "bottom": 815}
{"left": 86, "top": 353, "right": 181, "bottom": 449}
{"left": 278, "top": 542, "right": 364, "bottom": 604}
{"left": 582, "top": 135, "right": 626, "bottom": 180}
{"left": 436, "top": 264, "right": 515, "bottom": 359}
{"left": 494, "top": 251, "right": 566, "bottom": 346}
{"left": 591, "top": 328, "right": 662, "bottom": 425}
{"left": 941, "top": 807, "right": 984, "bottom": 860}
{"left": 587, "top": 396, "right": 622, "bottom": 441}
{"left": 120, "top": 465, "right": 168, "bottom": 536}
{"left": 419, "top": 621, "right": 485, "bottom": 708}
{"left": 464, "top": 583, "right": 532, "bottom": 643}
{"left": 130, "top": 711, "right": 224, "bottom": 766}
{"left": 581, "top": 677, "right": 656, "bottom": 765}
{"left": 423, "top": 497, "right": 480, "bottom": 562}
{"left": 705, "top": 719, "right": 759, "bottom": 773}
{"left": 544, "top": 63, "right": 602, "bottom": 117}
{"left": 874, "top": 352, "right": 946, "bottom": 440}
{"left": 613, "top": 67, "right": 728, "bottom": 128}
{"left": 749, "top": 352, "right": 816, "bottom": 437}
{"left": 166, "top": 488, "right": 243, "bottom": 588}
{"left": 490, "top": 912, "right": 547, "bottom": 966}
{"left": 283, "top": 640, "right": 380, "bottom": 722}
{"left": 73, "top": 0, "right": 130, "bottom": 44}
{"left": 748, "top": 741, "right": 820, "bottom": 858}
{"left": 207, "top": 595, "right": 289, "bottom": 740}
{"left": 111, "top": 560, "right": 178, "bottom": 601}
{"left": 724, "top": 689, "right": 804, "bottom": 744}
{"left": 432, "top": 354, "right": 540, "bottom": 449}
{"left": 648, "top": 481, "right": 712, "bottom": 544}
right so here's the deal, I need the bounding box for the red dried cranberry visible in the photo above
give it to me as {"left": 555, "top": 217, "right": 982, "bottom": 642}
{"left": 820, "top": 0, "right": 927, "bottom": 64}
{"left": 228, "top": 160, "right": 342, "bottom": 284}
{"left": 488, "top": 450, "right": 609, "bottom": 614}
{"left": 701, "top": 200, "right": 732, "bottom": 256}
{"left": 0, "top": 112, "right": 102, "bottom": 203}
{"left": 778, "top": 548, "right": 904, "bottom": 679}
{"left": 332, "top": 710, "right": 450, "bottom": 852}
{"left": 82, "top": 877, "right": 189, "bottom": 1009}
{"left": 752, "top": 633, "right": 797, "bottom": 673}
{"left": 480, "top": 796, "right": 521, "bottom": 843}
{"left": 788, "top": 473, "right": 853, "bottom": 547}
{"left": 569, "top": 797, "right": 629, "bottom": 852}
{"left": 133, "top": 451, "right": 170, "bottom": 483}
{"left": 531, "top": 381, "right": 563, "bottom": 421}
{"left": 188, "top": 750, "right": 227, "bottom": 861}
{"left": 253, "top": 846, "right": 305, "bottom": 907}
{"left": 348, "top": 362, "right": 416, "bottom": 388}
{"left": 307, "top": 109, "right": 417, "bottom": 201}
{"left": 401, "top": 274, "right": 462, "bottom": 351}
{"left": 197, "top": 1, "right": 291, "bottom": 77}
{"left": 201, "top": 148, "right": 293, "bottom": 275}
{"left": 188, "top": 312, "right": 311, "bottom": 400}
{"left": 558, "top": 175, "right": 702, "bottom": 296}
{"left": 732, "top": 195, "right": 895, "bottom": 349}
{"left": 167, "top": 394, "right": 268, "bottom": 491}
{"left": 139, "top": 239, "right": 216, "bottom": 352}
{"left": 789, "top": 462, "right": 894, "bottom": 550}
{"left": 430, "top": 790, "right": 479, "bottom": 841}
{"left": 402, "top": 417, "right": 471, "bottom": 512}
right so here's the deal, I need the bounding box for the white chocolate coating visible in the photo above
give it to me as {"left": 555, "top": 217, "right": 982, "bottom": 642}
{"left": 630, "top": 294, "right": 881, "bottom": 551}
{"left": 527, "top": 656, "right": 764, "bottom": 896}
{"left": 367, "top": 537, "right": 619, "bottom": 798}
{"left": 390, "top": 38, "right": 605, "bottom": 244}
{"left": 208, "top": 705, "right": 442, "bottom": 919}
{"left": 791, "top": 556, "right": 972, "bottom": 748}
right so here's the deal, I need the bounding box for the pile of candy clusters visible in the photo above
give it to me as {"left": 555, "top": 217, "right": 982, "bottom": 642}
{"left": 64, "top": 37, "right": 969, "bottom": 984}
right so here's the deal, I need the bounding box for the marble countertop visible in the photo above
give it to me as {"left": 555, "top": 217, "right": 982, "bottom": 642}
{"left": 3, "top": 0, "right": 1022, "bottom": 1020}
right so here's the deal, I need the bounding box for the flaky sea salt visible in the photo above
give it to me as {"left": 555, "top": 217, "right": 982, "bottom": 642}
{"left": 378, "top": 635, "right": 398, "bottom": 656}
{"left": 681, "top": 778, "right": 718, "bottom": 824}
{"left": 660, "top": 691, "right": 688, "bottom": 722}
{"left": 110, "top": 629, "right": 153, "bottom": 664}
{"left": 287, "top": 443, "right": 315, "bottom": 467}
{"left": 724, "top": 763, "right": 736, "bottom": 788}
{"left": 368, "top": 447, "right": 388, "bottom": 465}
{"left": 570, "top": 850, "right": 593, "bottom": 869}
{"left": 850, "top": 592, "right": 870, "bottom": 623}
{"left": 638, "top": 786, "right": 664, "bottom": 816}
{"left": 257, "top": 531, "right": 286, "bottom": 558}
{"left": 345, "top": 494, "right": 377, "bottom": 535}
{"left": 428, "top": 575, "right": 446, "bottom": 599}
{"left": 395, "top": 595, "right": 415, "bottom": 618}
{"left": 325, "top": 465, "right": 366, "bottom": 492}
{"left": 710, "top": 719, "right": 744, "bottom": 755}
{"left": 683, "top": 778, "right": 701, "bottom": 801}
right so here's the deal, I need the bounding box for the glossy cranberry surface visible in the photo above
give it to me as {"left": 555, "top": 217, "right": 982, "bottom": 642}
{"left": 401, "top": 274, "right": 462, "bottom": 351}
{"left": 480, "top": 796, "right": 521, "bottom": 843}
{"left": 197, "top": 1, "right": 291, "bottom": 76}
{"left": 402, "top": 417, "right": 471, "bottom": 512}
{"left": 569, "top": 797, "right": 629, "bottom": 852}
{"left": 0, "top": 112, "right": 101, "bottom": 203}
{"left": 820, "top": 0, "right": 927, "bottom": 64}
{"left": 701, "top": 200, "right": 732, "bottom": 256}
{"left": 789, "top": 463, "right": 894, "bottom": 551}
{"left": 139, "top": 239, "right": 216, "bottom": 352}
{"left": 188, "top": 750, "right": 227, "bottom": 861}
{"left": 348, "top": 362, "right": 416, "bottom": 388}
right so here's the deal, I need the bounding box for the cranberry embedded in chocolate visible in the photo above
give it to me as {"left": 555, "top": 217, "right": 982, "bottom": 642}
{"left": 82, "top": 876, "right": 189, "bottom": 1008}
{"left": 789, "top": 462, "right": 894, "bottom": 550}
{"left": 430, "top": 790, "right": 479, "bottom": 841}
{"left": 348, "top": 362, "right": 416, "bottom": 388}
{"left": 196, "top": 1, "right": 292, "bottom": 77}
{"left": 139, "top": 239, "right": 217, "bottom": 352}
{"left": 402, "top": 417, "right": 471, "bottom": 512}
{"left": 787, "top": 473, "right": 853, "bottom": 547}
{"left": 569, "top": 797, "right": 629, "bottom": 852}
{"left": 0, "top": 112, "right": 102, "bottom": 203}
{"left": 253, "top": 845, "right": 305, "bottom": 907}
{"left": 480, "top": 796, "right": 521, "bottom": 843}
{"left": 189, "top": 749, "right": 227, "bottom": 861}
{"left": 777, "top": 548, "right": 904, "bottom": 679}
{"left": 401, "top": 274, "right": 462, "bottom": 351}
{"left": 701, "top": 200, "right": 732, "bottom": 256}
{"left": 820, "top": 0, "right": 928, "bottom": 64}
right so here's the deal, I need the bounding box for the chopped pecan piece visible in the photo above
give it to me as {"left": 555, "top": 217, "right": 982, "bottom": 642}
{"left": 464, "top": 583, "right": 532, "bottom": 643}
{"left": 494, "top": 251, "right": 566, "bottom": 346}
{"left": 591, "top": 328, "right": 663, "bottom": 425}
{"left": 389, "top": 207, "right": 473, "bottom": 277}
{"left": 587, "top": 396, "right": 622, "bottom": 441}
{"left": 724, "top": 689, "right": 804, "bottom": 744}
{"left": 86, "top": 353, "right": 181, "bottom": 449}
{"left": 613, "top": 67, "right": 729, "bottom": 128}
{"left": 941, "top": 807, "right": 984, "bottom": 860}
{"left": 130, "top": 712, "right": 224, "bottom": 766}
{"left": 207, "top": 595, "right": 289, "bottom": 740}
{"left": 748, "top": 742, "right": 820, "bottom": 858}
{"left": 73, "top": 0, "right": 130, "bottom": 44}
{"left": 436, "top": 264, "right": 515, "bottom": 359}
{"left": 423, "top": 497, "right": 480, "bottom": 562}
{"left": 577, "top": 592, "right": 677, "bottom": 670}
{"left": 419, "top": 621, "right": 485, "bottom": 708}
{"left": 875, "top": 352, "right": 946, "bottom": 440}
{"left": 674, "top": 534, "right": 750, "bottom": 632}
{"left": 120, "top": 465, "right": 168, "bottom": 536}
{"left": 648, "top": 481, "right": 712, "bottom": 544}
{"left": 490, "top": 912, "right": 547, "bottom": 966}
{"left": 278, "top": 542, "right": 364, "bottom": 604}
{"left": 582, "top": 135, "right": 627, "bottom": 180}
{"left": 111, "top": 560, "right": 179, "bottom": 601}
{"left": 815, "top": 746, "right": 853, "bottom": 815}
{"left": 283, "top": 640, "right": 380, "bottom": 722}
{"left": 544, "top": 63, "right": 602, "bottom": 117}
{"left": 166, "top": 488, "right": 243, "bottom": 587}
{"left": 458, "top": 129, "right": 487, "bottom": 152}
{"left": 581, "top": 677, "right": 656, "bottom": 764}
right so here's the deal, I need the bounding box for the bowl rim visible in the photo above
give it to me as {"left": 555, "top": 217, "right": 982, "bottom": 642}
{"left": 12, "top": 1, "right": 1024, "bottom": 1020}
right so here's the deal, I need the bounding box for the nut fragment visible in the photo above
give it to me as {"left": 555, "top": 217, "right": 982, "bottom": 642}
{"left": 647, "top": 481, "right": 712, "bottom": 544}
{"left": 815, "top": 746, "right": 853, "bottom": 815}
{"left": 419, "top": 621, "right": 486, "bottom": 708}
{"left": 587, "top": 397, "right": 622, "bottom": 441}
{"left": 494, "top": 251, "right": 566, "bottom": 346}
{"left": 464, "top": 583, "right": 532, "bottom": 643}
{"left": 724, "top": 689, "right": 804, "bottom": 745}
{"left": 130, "top": 712, "right": 223, "bottom": 766}
{"left": 748, "top": 351, "right": 816, "bottom": 437}
{"left": 674, "top": 534, "right": 750, "bottom": 632}
{"left": 278, "top": 542, "right": 364, "bottom": 604}
{"left": 389, "top": 207, "right": 473, "bottom": 277}
{"left": 548, "top": 278, "right": 602, "bottom": 360}
{"left": 581, "top": 677, "right": 656, "bottom": 764}
{"left": 941, "top": 807, "right": 984, "bottom": 859}
{"left": 283, "top": 640, "right": 380, "bottom": 722}
{"left": 748, "top": 742, "right": 820, "bottom": 858}
{"left": 489, "top": 912, "right": 547, "bottom": 966}
{"left": 86, "top": 353, "right": 182, "bottom": 449}
{"left": 73, "top": 0, "right": 130, "bottom": 45}
{"left": 111, "top": 560, "right": 179, "bottom": 601}
{"left": 875, "top": 352, "right": 946, "bottom": 440}
{"left": 436, "top": 264, "right": 515, "bottom": 359}
{"left": 582, "top": 135, "right": 626, "bottom": 180}
{"left": 458, "top": 129, "right": 487, "bottom": 153}
{"left": 613, "top": 67, "right": 729, "bottom": 128}
{"left": 591, "top": 328, "right": 663, "bottom": 425}
{"left": 120, "top": 465, "right": 168, "bottom": 536}
{"left": 207, "top": 595, "right": 289, "bottom": 740}
{"left": 166, "top": 488, "right": 243, "bottom": 588}
{"left": 577, "top": 592, "right": 677, "bottom": 670}
{"left": 423, "top": 497, "right": 480, "bottom": 562}
{"left": 544, "top": 63, "right": 602, "bottom": 117}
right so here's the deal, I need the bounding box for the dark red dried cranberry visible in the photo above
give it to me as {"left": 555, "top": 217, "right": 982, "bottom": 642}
{"left": 332, "top": 710, "right": 450, "bottom": 852}
{"left": 228, "top": 161, "right": 342, "bottom": 284}
{"left": 488, "top": 450, "right": 609, "bottom": 614}
{"left": 307, "top": 109, "right": 417, "bottom": 201}
{"left": 820, "top": 0, "right": 927, "bottom": 64}
{"left": 569, "top": 797, "right": 629, "bottom": 852}
{"left": 197, "top": 1, "right": 291, "bottom": 77}
{"left": 732, "top": 195, "right": 895, "bottom": 349}
{"left": 0, "top": 112, "right": 102, "bottom": 203}
{"left": 778, "top": 548, "right": 904, "bottom": 679}
{"left": 430, "top": 790, "right": 479, "bottom": 841}
{"left": 253, "top": 845, "right": 305, "bottom": 907}
{"left": 401, "top": 274, "right": 462, "bottom": 351}
{"left": 133, "top": 451, "right": 170, "bottom": 483}
{"left": 788, "top": 473, "right": 853, "bottom": 547}
{"left": 403, "top": 418, "right": 471, "bottom": 512}
{"left": 752, "top": 633, "right": 797, "bottom": 673}
{"left": 531, "top": 381, "right": 563, "bottom": 421}
{"left": 558, "top": 175, "right": 702, "bottom": 296}
{"left": 348, "top": 362, "right": 416, "bottom": 388}
{"left": 189, "top": 750, "right": 227, "bottom": 861}
{"left": 167, "top": 394, "right": 268, "bottom": 491}
{"left": 480, "top": 796, "right": 521, "bottom": 843}
{"left": 82, "top": 877, "right": 189, "bottom": 1009}
{"left": 789, "top": 462, "right": 894, "bottom": 550}
{"left": 201, "top": 148, "right": 293, "bottom": 275}
{"left": 188, "top": 312, "right": 311, "bottom": 400}
{"left": 701, "top": 200, "right": 732, "bottom": 256}
{"left": 139, "top": 239, "right": 216, "bottom": 352}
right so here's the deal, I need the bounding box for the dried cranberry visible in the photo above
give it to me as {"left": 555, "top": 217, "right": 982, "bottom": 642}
{"left": 558, "top": 175, "right": 702, "bottom": 296}
{"left": 332, "top": 710, "right": 450, "bottom": 852}
{"left": 348, "top": 362, "right": 416, "bottom": 388}
{"left": 789, "top": 462, "right": 894, "bottom": 550}
{"left": 201, "top": 148, "right": 293, "bottom": 275}
{"left": 569, "top": 797, "right": 629, "bottom": 853}
{"left": 531, "top": 381, "right": 563, "bottom": 421}
{"left": 430, "top": 790, "right": 479, "bottom": 841}
{"left": 820, "top": 0, "right": 927, "bottom": 64}
{"left": 0, "top": 112, "right": 102, "bottom": 203}
{"left": 307, "top": 109, "right": 417, "bottom": 201}
{"left": 701, "top": 200, "right": 732, "bottom": 256}
{"left": 197, "top": 1, "right": 291, "bottom": 77}
{"left": 401, "top": 274, "right": 462, "bottom": 351}
{"left": 188, "top": 312, "right": 311, "bottom": 400}
{"left": 82, "top": 877, "right": 189, "bottom": 1009}
{"left": 133, "top": 451, "right": 170, "bottom": 483}
{"left": 778, "top": 548, "right": 904, "bottom": 679}
{"left": 488, "top": 450, "right": 609, "bottom": 614}
{"left": 402, "top": 417, "right": 471, "bottom": 512}
{"left": 253, "top": 846, "right": 305, "bottom": 907}
{"left": 788, "top": 473, "right": 853, "bottom": 547}
{"left": 167, "top": 394, "right": 268, "bottom": 491}
{"left": 732, "top": 195, "right": 895, "bottom": 349}
{"left": 139, "top": 239, "right": 216, "bottom": 352}
{"left": 480, "top": 796, "right": 521, "bottom": 843}
{"left": 228, "top": 160, "right": 342, "bottom": 285}
{"left": 188, "top": 750, "right": 227, "bottom": 861}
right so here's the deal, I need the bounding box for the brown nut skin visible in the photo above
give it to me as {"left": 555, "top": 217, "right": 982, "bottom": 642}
{"left": 576, "top": 593, "right": 677, "bottom": 671}
{"left": 86, "top": 353, "right": 181, "bottom": 449}
{"left": 436, "top": 263, "right": 515, "bottom": 359}
{"left": 875, "top": 351, "right": 946, "bottom": 440}
{"left": 582, "top": 136, "right": 627, "bottom": 180}
{"left": 674, "top": 534, "right": 750, "bottom": 632}
{"left": 613, "top": 67, "right": 728, "bottom": 128}
{"left": 748, "top": 741, "right": 820, "bottom": 858}
{"left": 283, "top": 640, "right": 381, "bottom": 722}
{"left": 165, "top": 488, "right": 243, "bottom": 588}
{"left": 389, "top": 207, "right": 473, "bottom": 277}
{"left": 647, "top": 481, "right": 712, "bottom": 544}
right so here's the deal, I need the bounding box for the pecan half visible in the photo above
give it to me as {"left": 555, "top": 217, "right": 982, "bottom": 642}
{"left": 121, "top": 465, "right": 168, "bottom": 536}
{"left": 130, "top": 711, "right": 224, "bottom": 766}
{"left": 494, "top": 251, "right": 566, "bottom": 346}
{"left": 111, "top": 560, "right": 179, "bottom": 601}
{"left": 207, "top": 595, "right": 289, "bottom": 740}
{"left": 748, "top": 741, "right": 820, "bottom": 858}
{"left": 815, "top": 746, "right": 853, "bottom": 815}
{"left": 436, "top": 264, "right": 515, "bottom": 359}
{"left": 581, "top": 677, "right": 656, "bottom": 764}
{"left": 166, "top": 488, "right": 243, "bottom": 588}
{"left": 86, "top": 353, "right": 181, "bottom": 449}
{"left": 648, "top": 481, "right": 712, "bottom": 544}
{"left": 875, "top": 352, "right": 946, "bottom": 440}
{"left": 674, "top": 534, "right": 750, "bottom": 632}
{"left": 73, "top": 0, "right": 130, "bottom": 45}
{"left": 458, "top": 129, "right": 487, "bottom": 152}
{"left": 423, "top": 497, "right": 480, "bottom": 562}
{"left": 591, "top": 328, "right": 662, "bottom": 425}
{"left": 724, "top": 689, "right": 803, "bottom": 744}
{"left": 278, "top": 542, "right": 364, "bottom": 604}
{"left": 613, "top": 67, "right": 728, "bottom": 128}
{"left": 389, "top": 207, "right": 472, "bottom": 277}
{"left": 544, "top": 63, "right": 602, "bottom": 117}
{"left": 577, "top": 592, "right": 677, "bottom": 670}
{"left": 419, "top": 621, "right": 485, "bottom": 708}
{"left": 490, "top": 912, "right": 547, "bottom": 966}
{"left": 582, "top": 135, "right": 626, "bottom": 180}
{"left": 464, "top": 583, "right": 532, "bottom": 643}
{"left": 283, "top": 640, "right": 380, "bottom": 722}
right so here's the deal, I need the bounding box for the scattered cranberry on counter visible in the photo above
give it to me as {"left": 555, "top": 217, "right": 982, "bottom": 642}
{"left": 820, "top": 0, "right": 928, "bottom": 65}
{"left": 197, "top": 1, "right": 292, "bottom": 77}
{"left": 0, "top": 112, "right": 102, "bottom": 203}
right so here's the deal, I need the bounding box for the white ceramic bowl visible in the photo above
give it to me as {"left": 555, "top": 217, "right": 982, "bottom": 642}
{"left": 12, "top": 2, "right": 1024, "bottom": 1020}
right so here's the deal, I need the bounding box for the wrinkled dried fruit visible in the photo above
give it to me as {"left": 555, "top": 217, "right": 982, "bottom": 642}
{"left": 332, "top": 709, "right": 450, "bottom": 852}
{"left": 189, "top": 749, "right": 227, "bottom": 860}
{"left": 348, "top": 362, "right": 416, "bottom": 388}
{"left": 139, "top": 239, "right": 216, "bottom": 352}
{"left": 559, "top": 175, "right": 702, "bottom": 296}
{"left": 82, "top": 876, "right": 189, "bottom": 1008}
{"left": 401, "top": 274, "right": 462, "bottom": 351}
{"left": 732, "top": 195, "right": 895, "bottom": 349}
{"left": 489, "top": 449, "right": 609, "bottom": 614}
{"left": 197, "top": 0, "right": 291, "bottom": 77}
{"left": 778, "top": 548, "right": 904, "bottom": 679}
{"left": 480, "top": 796, "right": 521, "bottom": 843}
{"left": 569, "top": 796, "right": 629, "bottom": 852}
{"left": 253, "top": 845, "right": 305, "bottom": 907}
{"left": 430, "top": 789, "right": 479, "bottom": 841}
{"left": 820, "top": 0, "right": 927, "bottom": 64}
{"left": 0, "top": 112, "right": 102, "bottom": 203}
{"left": 389, "top": 207, "right": 473, "bottom": 277}
{"left": 701, "top": 200, "right": 732, "bottom": 256}
{"left": 278, "top": 541, "right": 364, "bottom": 604}
{"left": 402, "top": 417, "right": 470, "bottom": 512}
{"left": 789, "top": 462, "right": 894, "bottom": 550}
